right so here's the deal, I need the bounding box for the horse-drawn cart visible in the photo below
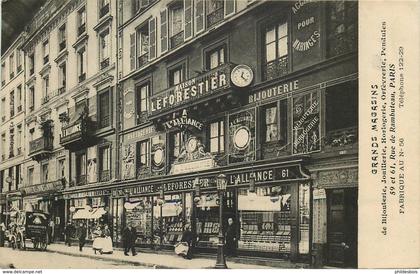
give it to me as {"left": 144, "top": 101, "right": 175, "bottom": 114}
{"left": 25, "top": 211, "right": 49, "bottom": 251}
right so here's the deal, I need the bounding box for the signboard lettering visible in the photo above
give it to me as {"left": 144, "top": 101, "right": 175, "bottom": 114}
{"left": 249, "top": 80, "right": 299, "bottom": 104}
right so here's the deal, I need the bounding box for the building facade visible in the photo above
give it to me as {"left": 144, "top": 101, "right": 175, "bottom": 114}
{"left": 0, "top": 0, "right": 358, "bottom": 268}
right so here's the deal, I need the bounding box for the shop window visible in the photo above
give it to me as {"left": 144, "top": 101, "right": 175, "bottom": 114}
{"left": 325, "top": 82, "right": 358, "bottom": 147}
{"left": 209, "top": 120, "right": 224, "bottom": 153}
{"left": 136, "top": 23, "right": 149, "bottom": 68}
{"left": 58, "top": 24, "right": 67, "bottom": 52}
{"left": 170, "top": 131, "right": 187, "bottom": 161}
{"left": 206, "top": 0, "right": 224, "bottom": 27}
{"left": 98, "top": 89, "right": 111, "bottom": 128}
{"left": 99, "top": 146, "right": 111, "bottom": 182}
{"left": 135, "top": 82, "right": 149, "bottom": 124}
{"left": 42, "top": 40, "right": 49, "bottom": 64}
{"left": 15, "top": 165, "right": 20, "bottom": 190}
{"left": 169, "top": 1, "right": 184, "bottom": 49}
{"left": 76, "top": 152, "right": 87, "bottom": 186}
{"left": 263, "top": 21, "right": 289, "bottom": 81}
{"left": 237, "top": 185, "right": 292, "bottom": 253}
{"left": 99, "top": 29, "right": 110, "bottom": 69}
{"left": 168, "top": 65, "right": 184, "bottom": 87}
{"left": 298, "top": 182, "right": 310, "bottom": 254}
{"left": 327, "top": 1, "right": 357, "bottom": 57}
{"left": 206, "top": 44, "right": 226, "bottom": 70}
{"left": 261, "top": 100, "right": 287, "bottom": 145}
{"left": 292, "top": 91, "right": 320, "bottom": 154}
{"left": 136, "top": 140, "right": 150, "bottom": 177}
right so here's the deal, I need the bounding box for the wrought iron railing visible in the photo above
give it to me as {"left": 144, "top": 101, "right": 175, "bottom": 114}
{"left": 79, "top": 73, "right": 86, "bottom": 83}
{"left": 207, "top": 7, "right": 224, "bottom": 28}
{"left": 17, "top": 65, "right": 22, "bottom": 73}
{"left": 76, "top": 175, "right": 87, "bottom": 186}
{"left": 29, "top": 68, "right": 34, "bottom": 75}
{"left": 324, "top": 127, "right": 358, "bottom": 147}
{"left": 137, "top": 53, "right": 148, "bottom": 68}
{"left": 170, "top": 31, "right": 184, "bottom": 49}
{"left": 16, "top": 147, "right": 22, "bottom": 156}
{"left": 263, "top": 56, "right": 289, "bottom": 81}
{"left": 100, "top": 58, "right": 110, "bottom": 70}
{"left": 59, "top": 40, "right": 66, "bottom": 52}
{"left": 29, "top": 136, "right": 53, "bottom": 155}
{"left": 43, "top": 55, "right": 49, "bottom": 64}
{"left": 78, "top": 24, "right": 86, "bottom": 36}
{"left": 9, "top": 72, "right": 14, "bottom": 79}
{"left": 100, "top": 4, "right": 109, "bottom": 18}
{"left": 99, "top": 170, "right": 111, "bottom": 182}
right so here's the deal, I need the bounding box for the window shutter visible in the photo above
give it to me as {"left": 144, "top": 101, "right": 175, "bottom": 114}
{"left": 149, "top": 17, "right": 157, "bottom": 60}
{"left": 224, "top": 0, "right": 236, "bottom": 17}
{"left": 184, "top": 0, "right": 193, "bottom": 40}
{"left": 194, "top": 0, "right": 205, "bottom": 34}
{"left": 130, "top": 33, "right": 136, "bottom": 70}
{"left": 160, "top": 9, "right": 168, "bottom": 54}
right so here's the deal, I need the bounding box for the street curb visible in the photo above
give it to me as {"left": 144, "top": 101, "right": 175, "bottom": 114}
{"left": 46, "top": 249, "right": 177, "bottom": 269}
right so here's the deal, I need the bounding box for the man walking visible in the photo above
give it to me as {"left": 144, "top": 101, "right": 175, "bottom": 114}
{"left": 77, "top": 222, "right": 87, "bottom": 252}
{"left": 122, "top": 223, "right": 137, "bottom": 256}
{"left": 225, "top": 218, "right": 237, "bottom": 257}
{"left": 64, "top": 221, "right": 74, "bottom": 247}
{"left": 180, "top": 224, "right": 194, "bottom": 260}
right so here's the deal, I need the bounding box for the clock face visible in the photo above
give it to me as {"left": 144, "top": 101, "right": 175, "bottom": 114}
{"left": 186, "top": 138, "right": 198, "bottom": 153}
{"left": 231, "top": 65, "right": 254, "bottom": 88}
{"left": 153, "top": 147, "right": 164, "bottom": 166}
{"left": 233, "top": 126, "right": 251, "bottom": 150}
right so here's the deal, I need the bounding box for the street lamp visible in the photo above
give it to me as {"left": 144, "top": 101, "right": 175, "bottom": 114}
{"left": 215, "top": 173, "right": 228, "bottom": 269}
{"left": 158, "top": 188, "right": 165, "bottom": 247}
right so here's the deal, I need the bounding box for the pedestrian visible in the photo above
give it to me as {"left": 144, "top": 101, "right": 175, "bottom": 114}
{"left": 122, "top": 223, "right": 137, "bottom": 256}
{"left": 77, "top": 222, "right": 87, "bottom": 252}
{"left": 224, "top": 218, "right": 237, "bottom": 257}
{"left": 0, "top": 221, "right": 6, "bottom": 247}
{"left": 48, "top": 219, "right": 55, "bottom": 244}
{"left": 64, "top": 221, "right": 74, "bottom": 247}
{"left": 180, "top": 224, "right": 194, "bottom": 260}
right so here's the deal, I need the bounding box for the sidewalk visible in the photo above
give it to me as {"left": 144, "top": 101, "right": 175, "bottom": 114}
{"left": 47, "top": 243, "right": 276, "bottom": 269}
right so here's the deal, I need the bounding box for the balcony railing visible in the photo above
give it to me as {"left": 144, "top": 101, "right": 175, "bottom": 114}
{"left": 100, "top": 3, "right": 110, "bottom": 18}
{"left": 324, "top": 127, "right": 358, "bottom": 148}
{"left": 170, "top": 31, "right": 184, "bottom": 49}
{"left": 100, "top": 58, "right": 110, "bottom": 70}
{"left": 58, "top": 86, "right": 66, "bottom": 95}
{"left": 79, "top": 73, "right": 86, "bottom": 83}
{"left": 17, "top": 105, "right": 22, "bottom": 112}
{"left": 30, "top": 68, "right": 34, "bottom": 75}
{"left": 61, "top": 122, "right": 83, "bottom": 144}
{"left": 263, "top": 56, "right": 289, "bottom": 81}
{"left": 207, "top": 7, "right": 224, "bottom": 28}
{"left": 9, "top": 72, "right": 14, "bottom": 79}
{"left": 78, "top": 24, "right": 86, "bottom": 36}
{"left": 29, "top": 136, "right": 53, "bottom": 156}
{"left": 43, "top": 55, "right": 49, "bottom": 64}
{"left": 17, "top": 65, "right": 22, "bottom": 73}
{"left": 16, "top": 147, "right": 22, "bottom": 156}
{"left": 137, "top": 53, "right": 148, "bottom": 68}
{"left": 10, "top": 109, "right": 15, "bottom": 117}
{"left": 9, "top": 151, "right": 14, "bottom": 158}
{"left": 59, "top": 40, "right": 66, "bottom": 52}
{"left": 76, "top": 175, "right": 87, "bottom": 186}
{"left": 99, "top": 170, "right": 110, "bottom": 182}
{"left": 41, "top": 95, "right": 50, "bottom": 105}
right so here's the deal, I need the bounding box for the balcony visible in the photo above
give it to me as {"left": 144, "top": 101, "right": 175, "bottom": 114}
{"left": 41, "top": 95, "right": 50, "bottom": 105}
{"left": 99, "top": 170, "right": 110, "bottom": 182}
{"left": 43, "top": 55, "right": 49, "bottom": 64}
{"left": 207, "top": 7, "right": 224, "bottom": 28}
{"left": 263, "top": 56, "right": 289, "bottom": 81}
{"left": 170, "top": 31, "right": 184, "bottom": 49}
{"left": 99, "top": 3, "right": 109, "bottom": 18}
{"left": 17, "top": 65, "right": 22, "bottom": 73}
{"left": 60, "top": 116, "right": 95, "bottom": 150}
{"left": 10, "top": 72, "right": 14, "bottom": 79}
{"left": 28, "top": 136, "right": 53, "bottom": 162}
{"left": 100, "top": 58, "right": 110, "bottom": 70}
{"left": 59, "top": 40, "right": 66, "bottom": 52}
{"left": 137, "top": 53, "right": 148, "bottom": 68}
{"left": 79, "top": 73, "right": 86, "bottom": 83}
{"left": 78, "top": 24, "right": 86, "bottom": 36}
{"left": 75, "top": 175, "right": 87, "bottom": 186}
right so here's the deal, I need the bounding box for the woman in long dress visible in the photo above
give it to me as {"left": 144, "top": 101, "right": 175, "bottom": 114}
{"left": 101, "top": 225, "right": 113, "bottom": 254}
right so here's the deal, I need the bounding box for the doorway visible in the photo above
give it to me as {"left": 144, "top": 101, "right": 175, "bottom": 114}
{"left": 326, "top": 188, "right": 358, "bottom": 268}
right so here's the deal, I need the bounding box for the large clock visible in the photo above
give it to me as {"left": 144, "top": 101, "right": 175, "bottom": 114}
{"left": 231, "top": 64, "right": 254, "bottom": 88}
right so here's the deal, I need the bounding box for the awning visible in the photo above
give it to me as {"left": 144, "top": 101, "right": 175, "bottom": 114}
{"left": 72, "top": 209, "right": 91, "bottom": 219}
{"left": 153, "top": 202, "right": 182, "bottom": 217}
{"left": 90, "top": 207, "right": 107, "bottom": 219}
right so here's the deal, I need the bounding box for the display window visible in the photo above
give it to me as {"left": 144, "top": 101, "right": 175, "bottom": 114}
{"left": 238, "top": 185, "right": 292, "bottom": 253}
{"left": 125, "top": 197, "right": 154, "bottom": 245}
{"left": 195, "top": 193, "right": 220, "bottom": 248}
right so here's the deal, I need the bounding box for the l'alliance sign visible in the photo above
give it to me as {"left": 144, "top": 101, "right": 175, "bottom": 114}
{"left": 149, "top": 64, "right": 232, "bottom": 116}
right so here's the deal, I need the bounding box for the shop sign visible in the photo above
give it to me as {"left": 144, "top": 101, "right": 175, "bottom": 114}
{"left": 164, "top": 110, "right": 203, "bottom": 131}
{"left": 229, "top": 109, "right": 256, "bottom": 163}
{"left": 21, "top": 180, "right": 64, "bottom": 195}
{"left": 149, "top": 64, "right": 232, "bottom": 116}
{"left": 228, "top": 165, "right": 309, "bottom": 185}
{"left": 249, "top": 80, "right": 299, "bottom": 104}
{"left": 316, "top": 168, "right": 358, "bottom": 189}
{"left": 172, "top": 158, "right": 215, "bottom": 174}
{"left": 313, "top": 188, "right": 326, "bottom": 200}
{"left": 125, "top": 125, "right": 156, "bottom": 143}
{"left": 63, "top": 189, "right": 111, "bottom": 199}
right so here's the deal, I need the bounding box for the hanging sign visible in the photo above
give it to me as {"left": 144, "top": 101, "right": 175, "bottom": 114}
{"left": 164, "top": 110, "right": 204, "bottom": 131}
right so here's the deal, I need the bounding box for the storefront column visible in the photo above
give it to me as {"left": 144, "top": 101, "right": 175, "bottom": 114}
{"left": 289, "top": 183, "right": 299, "bottom": 262}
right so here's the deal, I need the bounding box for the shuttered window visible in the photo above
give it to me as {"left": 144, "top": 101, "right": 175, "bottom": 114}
{"left": 149, "top": 17, "right": 157, "bottom": 60}
{"left": 194, "top": 0, "right": 205, "bottom": 34}
{"left": 160, "top": 9, "right": 168, "bottom": 54}
{"left": 130, "top": 33, "right": 136, "bottom": 70}
{"left": 224, "top": 0, "right": 235, "bottom": 17}
{"left": 184, "top": 0, "right": 193, "bottom": 40}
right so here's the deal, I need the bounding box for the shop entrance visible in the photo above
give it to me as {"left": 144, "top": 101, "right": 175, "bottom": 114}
{"left": 326, "top": 188, "right": 357, "bottom": 268}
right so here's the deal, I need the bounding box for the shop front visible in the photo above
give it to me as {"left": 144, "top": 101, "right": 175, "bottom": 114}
{"left": 64, "top": 189, "right": 111, "bottom": 241}
{"left": 112, "top": 160, "right": 311, "bottom": 260}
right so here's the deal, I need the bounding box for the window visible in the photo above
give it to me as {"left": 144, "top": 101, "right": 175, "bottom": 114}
{"left": 16, "top": 124, "right": 22, "bottom": 155}
{"left": 1, "top": 98, "right": 5, "bottom": 121}
{"left": 136, "top": 82, "right": 149, "bottom": 123}
{"left": 137, "top": 140, "right": 149, "bottom": 168}
{"left": 1, "top": 63, "right": 5, "bottom": 85}
{"left": 29, "top": 87, "right": 35, "bottom": 112}
{"left": 261, "top": 100, "right": 287, "bottom": 144}
{"left": 264, "top": 21, "right": 289, "bottom": 80}
{"left": 78, "top": 7, "right": 87, "bottom": 36}
{"left": 1, "top": 134, "right": 5, "bottom": 161}
{"left": 29, "top": 128, "right": 34, "bottom": 142}
{"left": 171, "top": 131, "right": 186, "bottom": 159}
{"left": 10, "top": 91, "right": 15, "bottom": 117}
{"left": 8, "top": 128, "right": 14, "bottom": 158}
{"left": 207, "top": 0, "right": 224, "bottom": 27}
{"left": 16, "top": 50, "right": 22, "bottom": 72}
{"left": 169, "top": 2, "right": 184, "bottom": 48}
{"left": 42, "top": 76, "right": 50, "bottom": 101}
{"left": 169, "top": 65, "right": 184, "bottom": 86}
{"left": 42, "top": 163, "right": 49, "bottom": 183}
{"left": 26, "top": 167, "right": 33, "bottom": 186}
{"left": 327, "top": 1, "right": 357, "bottom": 57}
{"left": 206, "top": 45, "right": 226, "bottom": 70}
{"left": 209, "top": 120, "right": 224, "bottom": 153}
{"left": 59, "top": 24, "right": 66, "bottom": 51}
{"left": 15, "top": 165, "right": 20, "bottom": 190}
{"left": 98, "top": 89, "right": 111, "bottom": 128}
{"left": 99, "top": 145, "right": 111, "bottom": 181}
{"left": 99, "top": 0, "right": 110, "bottom": 18}
{"left": 29, "top": 54, "right": 35, "bottom": 75}
{"left": 43, "top": 40, "right": 50, "bottom": 64}
{"left": 99, "top": 29, "right": 110, "bottom": 69}
{"left": 133, "top": 0, "right": 153, "bottom": 15}
{"left": 325, "top": 82, "right": 358, "bottom": 146}
{"left": 16, "top": 85, "right": 22, "bottom": 111}
{"left": 78, "top": 47, "right": 87, "bottom": 82}
{"left": 59, "top": 63, "right": 66, "bottom": 92}
{"left": 9, "top": 53, "right": 14, "bottom": 78}
{"left": 76, "top": 152, "right": 87, "bottom": 185}
{"left": 58, "top": 159, "right": 66, "bottom": 179}
{"left": 7, "top": 168, "right": 13, "bottom": 191}
{"left": 136, "top": 24, "right": 149, "bottom": 68}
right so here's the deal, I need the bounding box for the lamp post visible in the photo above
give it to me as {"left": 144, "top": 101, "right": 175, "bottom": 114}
{"left": 158, "top": 188, "right": 165, "bottom": 247}
{"left": 215, "top": 173, "right": 228, "bottom": 269}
